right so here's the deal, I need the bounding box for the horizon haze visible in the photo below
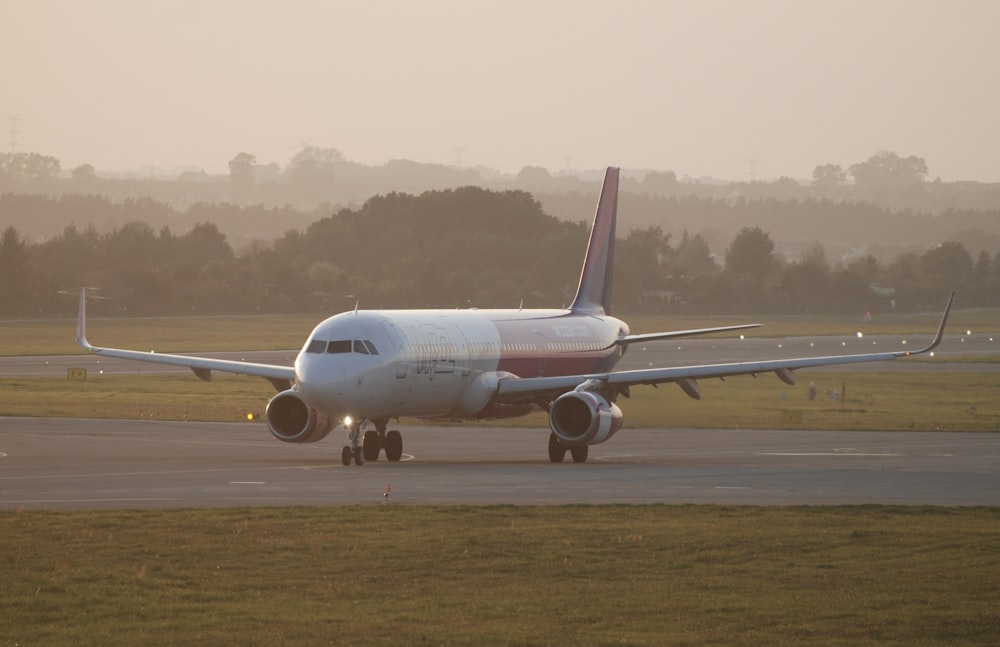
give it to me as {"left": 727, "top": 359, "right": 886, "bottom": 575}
{"left": 2, "top": 0, "right": 998, "bottom": 182}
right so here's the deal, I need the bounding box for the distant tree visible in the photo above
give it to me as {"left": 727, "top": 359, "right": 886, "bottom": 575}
{"left": 286, "top": 146, "right": 343, "bottom": 170}
{"left": 285, "top": 147, "right": 342, "bottom": 205}
{"left": 228, "top": 152, "right": 257, "bottom": 202}
{"left": 844, "top": 254, "right": 885, "bottom": 286}
{"left": 723, "top": 226, "right": 778, "bottom": 312}
{"left": 0, "top": 152, "right": 61, "bottom": 181}
{"left": 669, "top": 231, "right": 717, "bottom": 279}
{"left": 0, "top": 227, "right": 34, "bottom": 314}
{"left": 0, "top": 226, "right": 27, "bottom": 270}
{"left": 780, "top": 242, "right": 829, "bottom": 311}
{"left": 641, "top": 170, "right": 678, "bottom": 194}
{"left": 515, "top": 165, "right": 552, "bottom": 188}
{"left": 969, "top": 250, "right": 997, "bottom": 305}
{"left": 71, "top": 163, "right": 97, "bottom": 183}
{"left": 849, "top": 151, "right": 928, "bottom": 189}
{"left": 254, "top": 162, "right": 281, "bottom": 182}
{"left": 920, "top": 241, "right": 972, "bottom": 304}
{"left": 182, "top": 222, "right": 234, "bottom": 264}
{"left": 724, "top": 226, "right": 776, "bottom": 277}
{"left": 617, "top": 225, "right": 671, "bottom": 309}
{"left": 812, "top": 163, "right": 846, "bottom": 188}
{"left": 972, "top": 250, "right": 992, "bottom": 282}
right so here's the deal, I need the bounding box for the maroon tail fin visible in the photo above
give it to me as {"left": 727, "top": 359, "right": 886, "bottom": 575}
{"left": 569, "top": 167, "right": 619, "bottom": 315}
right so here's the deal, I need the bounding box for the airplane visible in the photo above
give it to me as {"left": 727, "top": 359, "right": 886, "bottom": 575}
{"left": 76, "top": 167, "right": 955, "bottom": 466}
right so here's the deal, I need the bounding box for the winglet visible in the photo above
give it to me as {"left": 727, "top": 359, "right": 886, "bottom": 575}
{"left": 76, "top": 288, "right": 94, "bottom": 351}
{"left": 901, "top": 291, "right": 955, "bottom": 356}
{"left": 569, "top": 167, "right": 619, "bottom": 315}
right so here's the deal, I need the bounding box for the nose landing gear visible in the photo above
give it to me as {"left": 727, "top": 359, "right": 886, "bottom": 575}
{"left": 342, "top": 418, "right": 404, "bottom": 465}
{"left": 342, "top": 420, "right": 365, "bottom": 466}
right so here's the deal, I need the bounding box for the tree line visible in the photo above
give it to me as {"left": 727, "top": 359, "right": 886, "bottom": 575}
{"left": 1, "top": 186, "right": 997, "bottom": 318}
{"left": 4, "top": 148, "right": 1000, "bottom": 219}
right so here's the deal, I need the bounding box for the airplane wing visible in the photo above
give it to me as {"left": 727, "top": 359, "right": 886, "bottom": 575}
{"left": 498, "top": 292, "right": 955, "bottom": 404}
{"left": 75, "top": 289, "right": 296, "bottom": 391}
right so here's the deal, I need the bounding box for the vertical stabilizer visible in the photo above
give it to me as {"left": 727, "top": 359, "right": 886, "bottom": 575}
{"left": 569, "top": 167, "right": 619, "bottom": 315}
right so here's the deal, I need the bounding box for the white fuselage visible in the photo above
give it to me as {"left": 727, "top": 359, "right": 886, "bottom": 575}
{"left": 294, "top": 308, "right": 629, "bottom": 421}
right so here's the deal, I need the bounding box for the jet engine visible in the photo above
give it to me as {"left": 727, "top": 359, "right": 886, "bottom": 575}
{"left": 265, "top": 388, "right": 335, "bottom": 443}
{"left": 548, "top": 390, "right": 622, "bottom": 446}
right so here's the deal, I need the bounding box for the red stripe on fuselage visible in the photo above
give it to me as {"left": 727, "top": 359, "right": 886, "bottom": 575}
{"left": 491, "top": 314, "right": 623, "bottom": 378}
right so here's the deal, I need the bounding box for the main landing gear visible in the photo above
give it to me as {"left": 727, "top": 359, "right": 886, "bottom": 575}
{"left": 342, "top": 418, "right": 403, "bottom": 466}
{"left": 547, "top": 433, "right": 589, "bottom": 463}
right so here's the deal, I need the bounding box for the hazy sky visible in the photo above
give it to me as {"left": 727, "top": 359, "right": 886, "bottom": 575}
{"left": 2, "top": 0, "right": 998, "bottom": 181}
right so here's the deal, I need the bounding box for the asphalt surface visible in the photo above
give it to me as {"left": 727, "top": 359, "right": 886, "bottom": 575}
{"left": 2, "top": 417, "right": 997, "bottom": 509}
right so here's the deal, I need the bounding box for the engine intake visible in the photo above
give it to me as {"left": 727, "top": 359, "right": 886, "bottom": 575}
{"left": 265, "top": 388, "right": 335, "bottom": 443}
{"left": 548, "top": 390, "right": 622, "bottom": 446}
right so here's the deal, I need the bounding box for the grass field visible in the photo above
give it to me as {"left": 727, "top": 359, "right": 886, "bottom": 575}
{"left": 3, "top": 305, "right": 998, "bottom": 356}
{"left": 2, "top": 368, "right": 997, "bottom": 432}
{"left": 2, "top": 505, "right": 998, "bottom": 646}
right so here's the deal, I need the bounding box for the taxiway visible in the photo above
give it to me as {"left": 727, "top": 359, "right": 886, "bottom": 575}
{"left": 2, "top": 417, "right": 997, "bottom": 510}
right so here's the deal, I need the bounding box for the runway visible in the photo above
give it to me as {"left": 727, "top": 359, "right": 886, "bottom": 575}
{"left": 2, "top": 417, "right": 997, "bottom": 509}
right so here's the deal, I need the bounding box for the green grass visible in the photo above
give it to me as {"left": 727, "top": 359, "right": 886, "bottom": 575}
{"left": 0, "top": 374, "right": 277, "bottom": 422}
{"left": 2, "top": 369, "right": 998, "bottom": 431}
{"left": 2, "top": 505, "right": 997, "bottom": 646}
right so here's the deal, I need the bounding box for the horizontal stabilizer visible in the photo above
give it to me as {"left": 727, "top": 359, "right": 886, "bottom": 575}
{"left": 618, "top": 323, "right": 762, "bottom": 347}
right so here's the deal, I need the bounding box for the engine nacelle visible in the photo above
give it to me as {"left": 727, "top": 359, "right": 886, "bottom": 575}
{"left": 265, "top": 388, "right": 335, "bottom": 444}
{"left": 548, "top": 390, "right": 622, "bottom": 447}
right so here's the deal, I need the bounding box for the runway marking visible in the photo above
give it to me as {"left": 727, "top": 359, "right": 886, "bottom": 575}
{"left": 714, "top": 486, "right": 749, "bottom": 490}
{"left": 0, "top": 465, "right": 339, "bottom": 482}
{"left": 229, "top": 481, "right": 266, "bottom": 485}
{"left": 757, "top": 452, "right": 901, "bottom": 457}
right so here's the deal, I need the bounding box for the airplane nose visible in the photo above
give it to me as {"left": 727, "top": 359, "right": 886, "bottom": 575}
{"left": 295, "top": 356, "right": 346, "bottom": 405}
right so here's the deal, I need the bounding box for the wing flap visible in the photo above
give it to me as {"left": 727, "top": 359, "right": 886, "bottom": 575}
{"left": 618, "top": 323, "right": 762, "bottom": 346}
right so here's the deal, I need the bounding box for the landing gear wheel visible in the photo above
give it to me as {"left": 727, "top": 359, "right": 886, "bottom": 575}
{"left": 384, "top": 430, "right": 403, "bottom": 462}
{"left": 547, "top": 433, "right": 567, "bottom": 463}
{"left": 363, "top": 430, "right": 382, "bottom": 462}
{"left": 570, "top": 445, "right": 589, "bottom": 463}
{"left": 353, "top": 445, "right": 365, "bottom": 466}
{"left": 341, "top": 446, "right": 352, "bottom": 466}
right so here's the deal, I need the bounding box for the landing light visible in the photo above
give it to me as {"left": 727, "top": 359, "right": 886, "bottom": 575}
{"left": 856, "top": 331, "right": 864, "bottom": 339}
{"left": 343, "top": 415, "right": 353, "bottom": 427}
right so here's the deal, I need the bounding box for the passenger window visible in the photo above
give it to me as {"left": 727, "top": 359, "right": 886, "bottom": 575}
{"left": 307, "top": 339, "right": 327, "bottom": 353}
{"left": 327, "top": 340, "right": 351, "bottom": 354}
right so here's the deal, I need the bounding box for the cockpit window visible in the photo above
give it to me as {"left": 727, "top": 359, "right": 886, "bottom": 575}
{"left": 310, "top": 339, "right": 379, "bottom": 355}
{"left": 326, "top": 340, "right": 352, "bottom": 354}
